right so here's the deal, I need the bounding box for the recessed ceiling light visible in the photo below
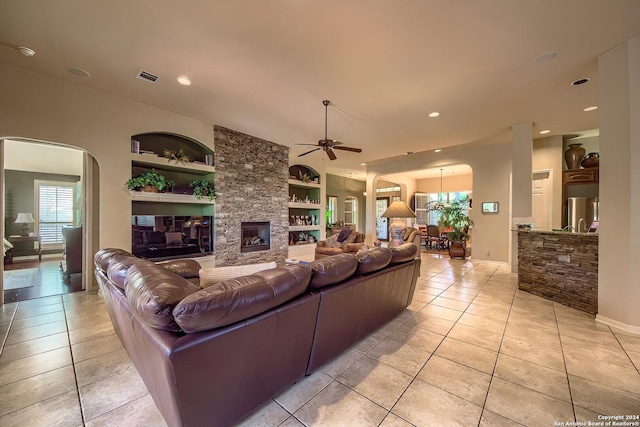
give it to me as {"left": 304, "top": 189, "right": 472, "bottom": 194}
{"left": 360, "top": 162, "right": 366, "bottom": 166}
{"left": 571, "top": 78, "right": 590, "bottom": 86}
{"left": 177, "top": 76, "right": 191, "bottom": 86}
{"left": 428, "top": 112, "right": 440, "bottom": 118}
{"left": 66, "top": 67, "right": 90, "bottom": 78}
{"left": 540, "top": 129, "right": 551, "bottom": 134}
{"left": 18, "top": 46, "right": 36, "bottom": 57}
{"left": 434, "top": 149, "right": 442, "bottom": 153}
{"left": 584, "top": 106, "right": 598, "bottom": 112}
{"left": 534, "top": 52, "right": 557, "bottom": 64}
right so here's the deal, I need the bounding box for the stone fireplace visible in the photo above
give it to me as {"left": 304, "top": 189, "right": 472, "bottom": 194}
{"left": 213, "top": 125, "right": 289, "bottom": 266}
{"left": 241, "top": 221, "right": 270, "bottom": 253}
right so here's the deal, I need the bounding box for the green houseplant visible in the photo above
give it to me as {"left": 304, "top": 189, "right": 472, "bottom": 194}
{"left": 434, "top": 197, "right": 473, "bottom": 258}
{"left": 126, "top": 169, "right": 174, "bottom": 192}
{"left": 189, "top": 179, "right": 215, "bottom": 200}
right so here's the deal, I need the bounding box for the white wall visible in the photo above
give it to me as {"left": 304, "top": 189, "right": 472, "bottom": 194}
{"left": 366, "top": 141, "right": 512, "bottom": 262}
{"left": 0, "top": 63, "right": 214, "bottom": 251}
{"left": 4, "top": 140, "right": 84, "bottom": 175}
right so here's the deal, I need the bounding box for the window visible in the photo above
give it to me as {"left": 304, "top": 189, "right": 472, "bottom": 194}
{"left": 414, "top": 191, "right": 471, "bottom": 225}
{"left": 36, "top": 180, "right": 76, "bottom": 247}
{"left": 344, "top": 197, "right": 357, "bottom": 226}
{"left": 327, "top": 196, "right": 338, "bottom": 225}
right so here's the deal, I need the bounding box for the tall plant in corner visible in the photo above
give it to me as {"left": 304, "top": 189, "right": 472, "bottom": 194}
{"left": 434, "top": 197, "right": 473, "bottom": 258}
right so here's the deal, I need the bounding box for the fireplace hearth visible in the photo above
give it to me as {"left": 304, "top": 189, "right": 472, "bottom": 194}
{"left": 241, "top": 222, "right": 271, "bottom": 253}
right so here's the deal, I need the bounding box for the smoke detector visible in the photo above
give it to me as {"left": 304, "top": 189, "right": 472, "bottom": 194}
{"left": 136, "top": 70, "right": 159, "bottom": 83}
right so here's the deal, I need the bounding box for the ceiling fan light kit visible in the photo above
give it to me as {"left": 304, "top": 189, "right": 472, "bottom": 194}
{"left": 297, "top": 100, "right": 362, "bottom": 161}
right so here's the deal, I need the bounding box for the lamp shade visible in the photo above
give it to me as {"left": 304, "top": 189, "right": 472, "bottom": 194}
{"left": 15, "top": 213, "right": 35, "bottom": 224}
{"left": 380, "top": 201, "right": 416, "bottom": 219}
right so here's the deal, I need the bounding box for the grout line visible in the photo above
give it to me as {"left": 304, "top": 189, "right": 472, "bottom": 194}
{"left": 554, "top": 302, "right": 578, "bottom": 423}
{"left": 62, "top": 295, "right": 87, "bottom": 426}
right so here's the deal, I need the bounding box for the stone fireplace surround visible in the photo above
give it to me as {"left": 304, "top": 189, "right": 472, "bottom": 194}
{"left": 213, "top": 125, "right": 289, "bottom": 266}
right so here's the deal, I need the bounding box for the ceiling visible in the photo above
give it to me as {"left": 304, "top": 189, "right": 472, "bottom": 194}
{"left": 2, "top": 1, "right": 639, "bottom": 179}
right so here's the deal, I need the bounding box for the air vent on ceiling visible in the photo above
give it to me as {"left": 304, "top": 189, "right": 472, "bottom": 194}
{"left": 136, "top": 70, "right": 159, "bottom": 83}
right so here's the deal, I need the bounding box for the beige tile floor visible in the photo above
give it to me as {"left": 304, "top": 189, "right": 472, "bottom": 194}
{"left": 1, "top": 253, "right": 639, "bottom": 426}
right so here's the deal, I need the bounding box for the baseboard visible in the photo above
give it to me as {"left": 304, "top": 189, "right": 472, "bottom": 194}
{"left": 596, "top": 314, "right": 640, "bottom": 335}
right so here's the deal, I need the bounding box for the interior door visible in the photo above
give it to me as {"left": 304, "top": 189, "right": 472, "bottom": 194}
{"left": 376, "top": 197, "right": 389, "bottom": 240}
{"left": 532, "top": 171, "right": 552, "bottom": 231}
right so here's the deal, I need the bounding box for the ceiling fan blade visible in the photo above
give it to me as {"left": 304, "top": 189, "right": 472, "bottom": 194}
{"left": 296, "top": 143, "right": 321, "bottom": 147}
{"left": 320, "top": 139, "right": 342, "bottom": 147}
{"left": 326, "top": 149, "right": 337, "bottom": 160}
{"left": 333, "top": 146, "right": 362, "bottom": 153}
{"left": 298, "top": 147, "right": 321, "bottom": 157}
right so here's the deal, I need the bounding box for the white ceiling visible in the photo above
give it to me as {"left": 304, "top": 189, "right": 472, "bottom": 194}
{"left": 2, "top": 1, "right": 639, "bottom": 179}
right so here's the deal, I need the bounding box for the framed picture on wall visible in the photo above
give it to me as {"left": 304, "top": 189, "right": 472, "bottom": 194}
{"left": 482, "top": 202, "right": 499, "bottom": 213}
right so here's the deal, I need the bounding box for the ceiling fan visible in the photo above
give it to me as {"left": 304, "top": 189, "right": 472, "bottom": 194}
{"left": 297, "top": 100, "right": 362, "bottom": 161}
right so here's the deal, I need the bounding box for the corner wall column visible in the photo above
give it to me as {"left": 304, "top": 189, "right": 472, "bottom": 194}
{"left": 597, "top": 36, "right": 640, "bottom": 332}
{"left": 510, "top": 122, "right": 533, "bottom": 272}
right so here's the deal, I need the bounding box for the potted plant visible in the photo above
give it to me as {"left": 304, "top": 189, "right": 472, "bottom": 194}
{"left": 189, "top": 179, "right": 215, "bottom": 200}
{"left": 434, "top": 197, "right": 473, "bottom": 259}
{"left": 126, "top": 169, "right": 174, "bottom": 192}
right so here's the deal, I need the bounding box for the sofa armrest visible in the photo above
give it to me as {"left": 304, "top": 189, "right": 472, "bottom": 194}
{"left": 317, "top": 240, "right": 328, "bottom": 248}
{"left": 343, "top": 242, "right": 365, "bottom": 253}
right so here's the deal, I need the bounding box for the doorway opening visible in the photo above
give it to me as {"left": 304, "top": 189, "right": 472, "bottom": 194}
{"left": 2, "top": 139, "right": 97, "bottom": 303}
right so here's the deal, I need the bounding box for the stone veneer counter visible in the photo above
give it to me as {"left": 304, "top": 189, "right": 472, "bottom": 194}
{"left": 518, "top": 230, "right": 598, "bottom": 314}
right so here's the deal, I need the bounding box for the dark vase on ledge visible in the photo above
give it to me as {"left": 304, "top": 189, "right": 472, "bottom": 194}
{"left": 565, "top": 143, "right": 586, "bottom": 170}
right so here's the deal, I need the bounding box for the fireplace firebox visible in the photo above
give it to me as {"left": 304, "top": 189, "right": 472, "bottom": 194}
{"left": 241, "top": 222, "right": 271, "bottom": 253}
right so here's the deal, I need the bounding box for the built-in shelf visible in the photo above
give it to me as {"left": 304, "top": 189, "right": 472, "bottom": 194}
{"left": 129, "top": 191, "right": 214, "bottom": 205}
{"left": 288, "top": 202, "right": 321, "bottom": 209}
{"left": 289, "top": 225, "right": 321, "bottom": 232}
{"left": 288, "top": 179, "right": 320, "bottom": 189}
{"left": 130, "top": 153, "right": 214, "bottom": 174}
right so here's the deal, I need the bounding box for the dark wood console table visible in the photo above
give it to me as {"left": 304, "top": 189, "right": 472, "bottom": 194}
{"left": 7, "top": 235, "right": 42, "bottom": 261}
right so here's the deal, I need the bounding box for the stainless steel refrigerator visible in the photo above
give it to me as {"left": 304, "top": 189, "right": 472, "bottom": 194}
{"left": 567, "top": 197, "right": 599, "bottom": 232}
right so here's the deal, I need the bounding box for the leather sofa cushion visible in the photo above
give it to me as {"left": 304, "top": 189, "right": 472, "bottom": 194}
{"left": 355, "top": 247, "right": 392, "bottom": 274}
{"left": 157, "top": 258, "right": 203, "bottom": 279}
{"left": 125, "top": 263, "right": 201, "bottom": 332}
{"left": 94, "top": 248, "right": 135, "bottom": 272}
{"left": 199, "top": 262, "right": 277, "bottom": 288}
{"left": 390, "top": 243, "right": 418, "bottom": 263}
{"left": 315, "top": 246, "right": 346, "bottom": 256}
{"left": 106, "top": 255, "right": 154, "bottom": 290}
{"left": 173, "top": 265, "right": 311, "bottom": 333}
{"left": 307, "top": 253, "right": 358, "bottom": 290}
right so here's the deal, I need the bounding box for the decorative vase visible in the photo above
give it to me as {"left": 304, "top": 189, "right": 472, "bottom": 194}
{"left": 448, "top": 242, "right": 466, "bottom": 259}
{"left": 565, "top": 143, "right": 586, "bottom": 170}
{"left": 581, "top": 152, "right": 599, "bottom": 168}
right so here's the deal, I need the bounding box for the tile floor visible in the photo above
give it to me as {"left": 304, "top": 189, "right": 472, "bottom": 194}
{"left": 1, "top": 253, "right": 639, "bottom": 426}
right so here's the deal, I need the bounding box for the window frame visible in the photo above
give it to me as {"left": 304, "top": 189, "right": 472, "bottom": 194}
{"left": 34, "top": 179, "right": 77, "bottom": 249}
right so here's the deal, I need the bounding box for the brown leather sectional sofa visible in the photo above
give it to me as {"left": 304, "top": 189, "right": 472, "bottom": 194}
{"left": 94, "top": 243, "right": 420, "bottom": 427}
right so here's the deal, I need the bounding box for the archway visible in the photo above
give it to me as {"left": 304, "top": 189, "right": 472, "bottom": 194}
{"left": 1, "top": 138, "right": 99, "bottom": 304}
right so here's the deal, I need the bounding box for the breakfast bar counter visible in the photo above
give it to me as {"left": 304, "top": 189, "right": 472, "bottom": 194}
{"left": 517, "top": 230, "right": 598, "bottom": 314}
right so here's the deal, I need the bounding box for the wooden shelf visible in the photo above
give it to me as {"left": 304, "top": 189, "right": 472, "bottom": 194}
{"left": 288, "top": 179, "right": 320, "bottom": 189}
{"left": 130, "top": 153, "right": 214, "bottom": 174}
{"left": 129, "top": 191, "right": 214, "bottom": 204}
{"left": 289, "top": 225, "right": 321, "bottom": 232}
{"left": 288, "top": 202, "right": 321, "bottom": 209}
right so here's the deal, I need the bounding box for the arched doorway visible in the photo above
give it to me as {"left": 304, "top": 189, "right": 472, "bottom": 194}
{"left": 1, "top": 138, "right": 98, "bottom": 304}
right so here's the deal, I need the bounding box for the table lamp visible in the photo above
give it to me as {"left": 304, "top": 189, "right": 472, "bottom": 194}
{"left": 381, "top": 201, "right": 416, "bottom": 247}
{"left": 15, "top": 212, "right": 35, "bottom": 236}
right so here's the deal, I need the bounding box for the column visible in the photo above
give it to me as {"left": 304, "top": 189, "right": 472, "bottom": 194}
{"left": 597, "top": 36, "right": 640, "bottom": 332}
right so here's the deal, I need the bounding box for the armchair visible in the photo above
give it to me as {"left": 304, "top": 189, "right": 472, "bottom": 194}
{"left": 315, "top": 229, "right": 365, "bottom": 260}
